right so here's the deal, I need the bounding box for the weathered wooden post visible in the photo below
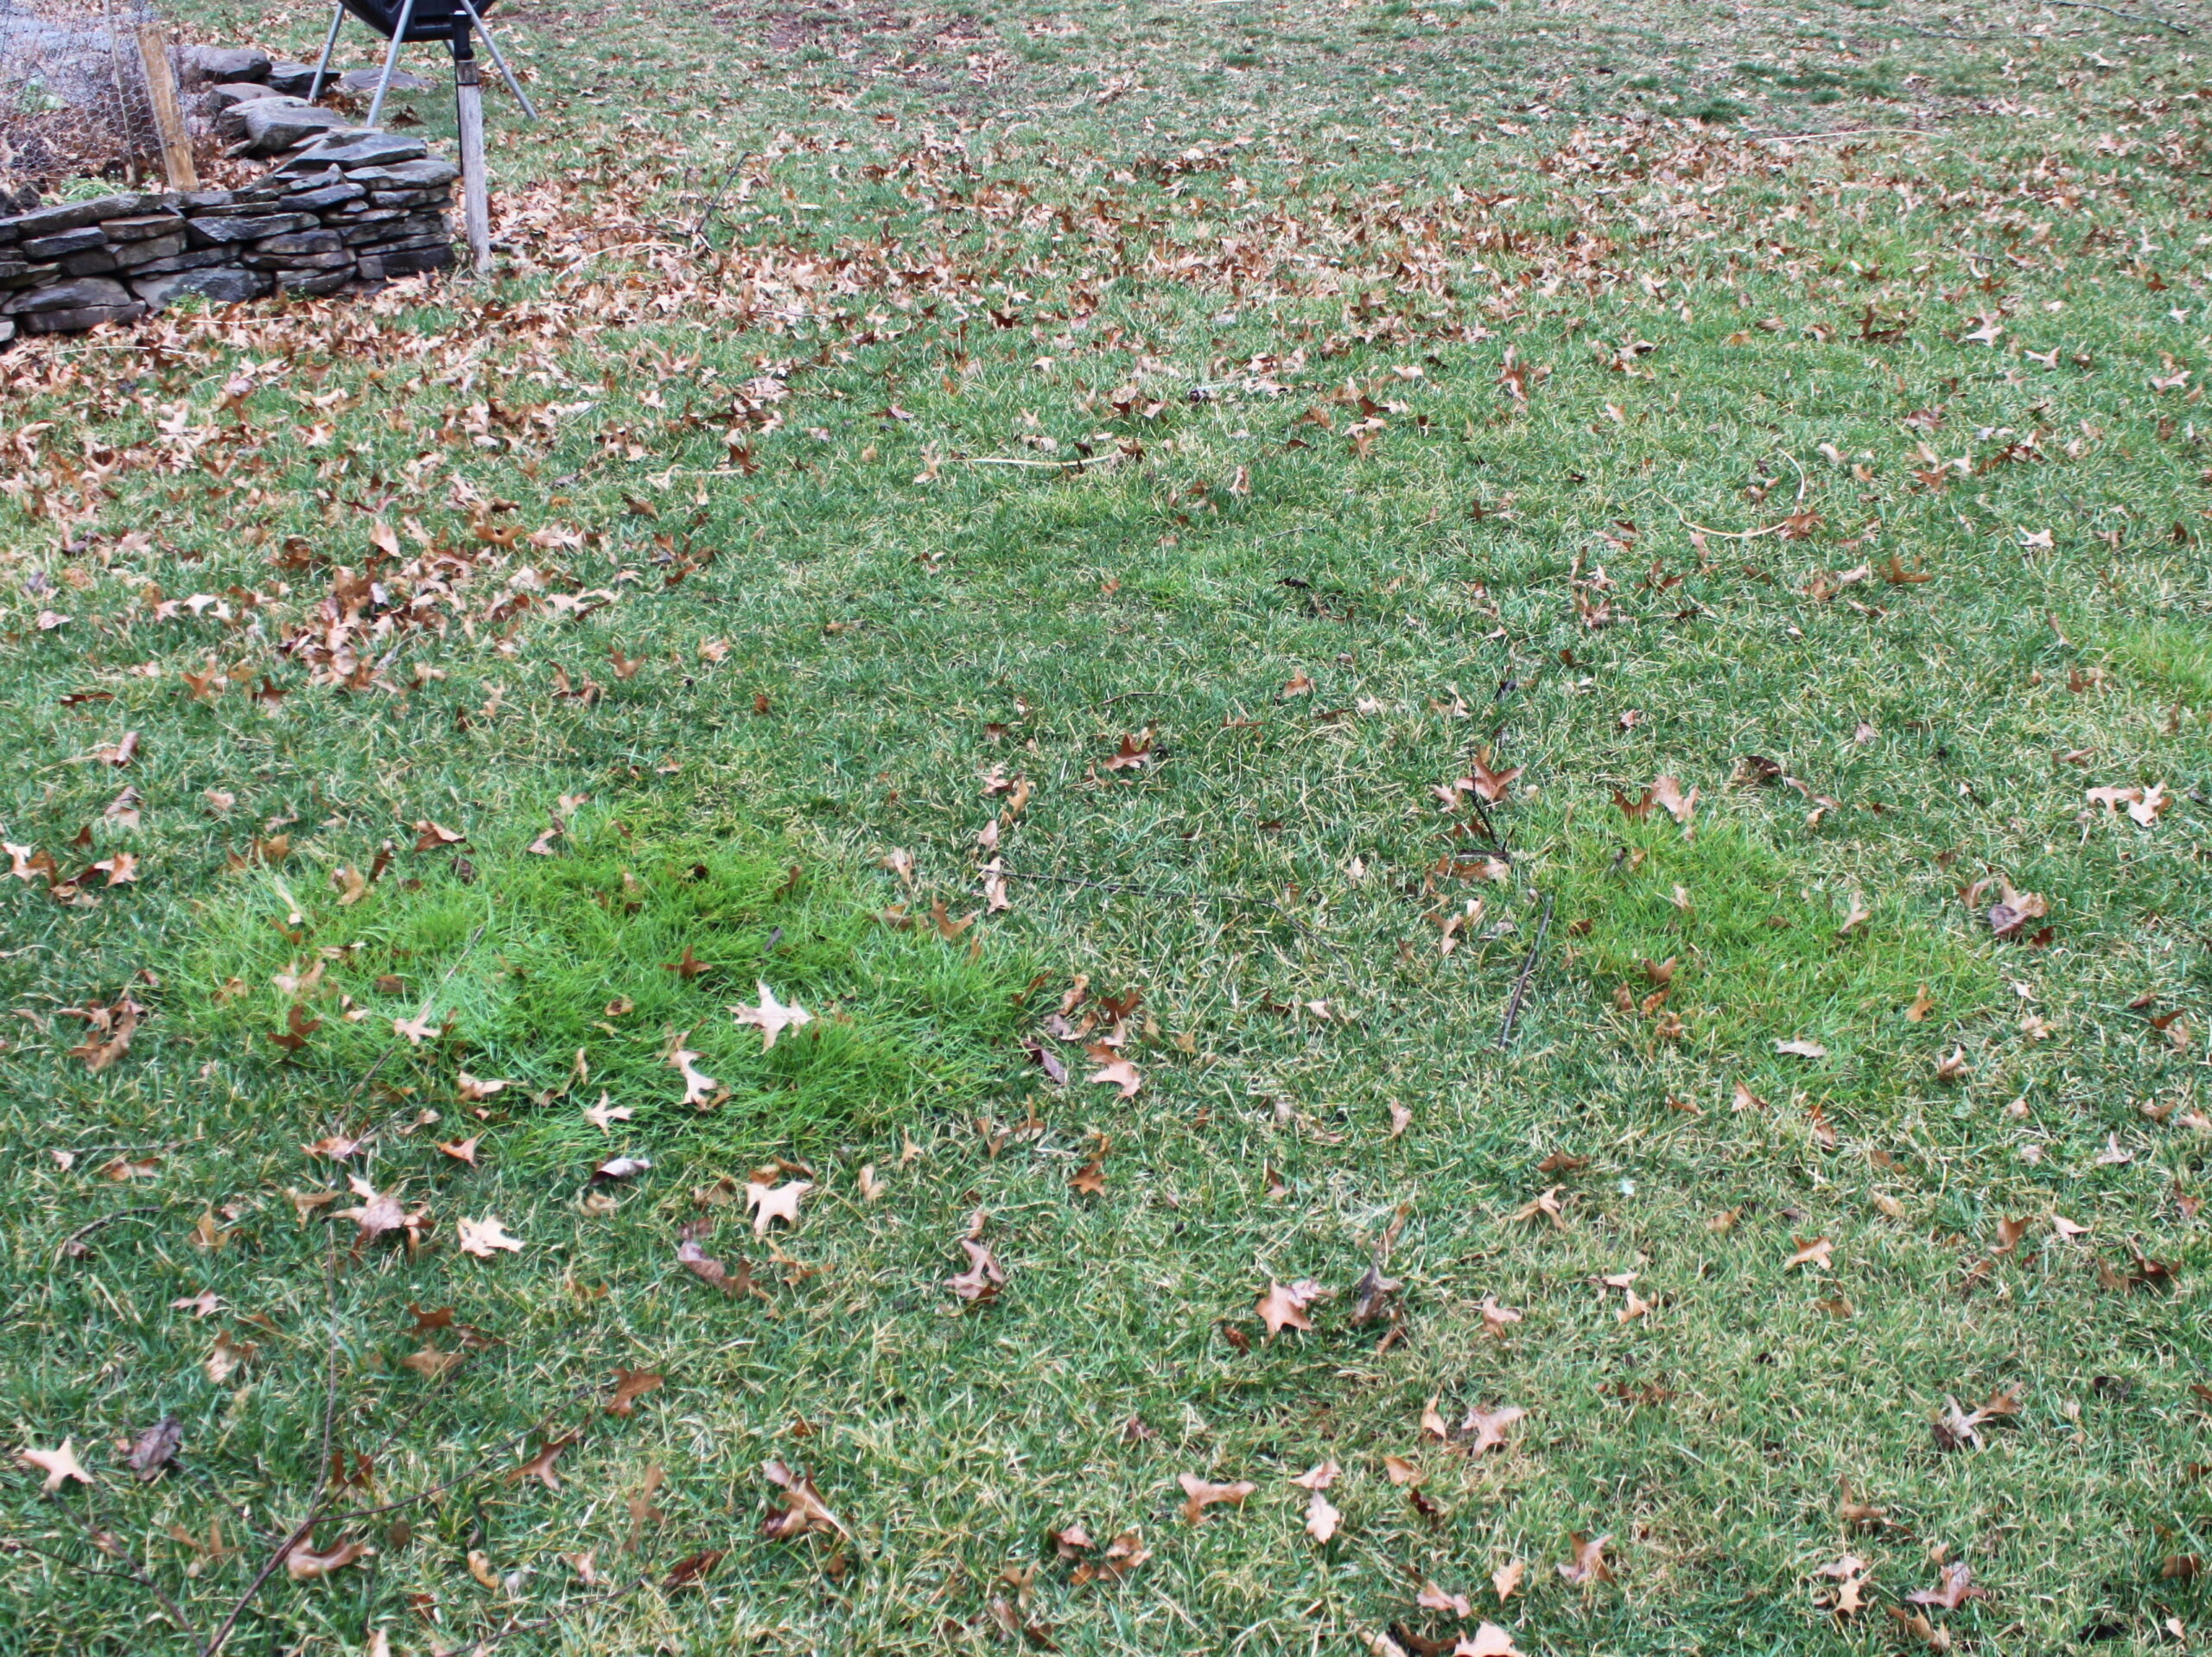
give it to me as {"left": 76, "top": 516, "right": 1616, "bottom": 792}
{"left": 450, "top": 27, "right": 490, "bottom": 272}
{"left": 134, "top": 21, "right": 198, "bottom": 189}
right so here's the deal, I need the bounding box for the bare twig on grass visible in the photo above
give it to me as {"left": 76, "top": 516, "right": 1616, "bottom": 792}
{"left": 1497, "top": 892, "right": 1554, "bottom": 1051}
{"left": 54, "top": 1205, "right": 162, "bottom": 1263}
{"left": 48, "top": 1498, "right": 196, "bottom": 1636}
{"left": 194, "top": 1248, "right": 341, "bottom": 1657}
{"left": 2044, "top": 0, "right": 2189, "bottom": 33}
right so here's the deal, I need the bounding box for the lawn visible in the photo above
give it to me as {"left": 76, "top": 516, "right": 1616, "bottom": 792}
{"left": 3, "top": 0, "right": 2211, "bottom": 1651}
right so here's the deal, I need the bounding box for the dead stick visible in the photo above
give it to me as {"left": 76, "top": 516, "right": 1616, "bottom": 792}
{"left": 54, "top": 1205, "right": 162, "bottom": 1263}
{"left": 1497, "top": 892, "right": 1553, "bottom": 1051}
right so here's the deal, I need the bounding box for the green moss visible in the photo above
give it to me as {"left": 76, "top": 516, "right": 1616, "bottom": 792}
{"left": 172, "top": 801, "right": 1033, "bottom": 1159}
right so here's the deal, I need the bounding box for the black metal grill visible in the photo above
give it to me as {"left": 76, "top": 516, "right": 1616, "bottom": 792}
{"left": 336, "top": 0, "right": 498, "bottom": 44}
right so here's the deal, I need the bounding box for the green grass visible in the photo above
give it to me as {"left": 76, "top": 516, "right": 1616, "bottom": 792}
{"left": 175, "top": 801, "right": 1032, "bottom": 1152}
{"left": 3, "top": 0, "right": 2212, "bottom": 1651}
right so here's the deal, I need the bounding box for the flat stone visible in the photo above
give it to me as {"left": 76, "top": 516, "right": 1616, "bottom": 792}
{"left": 0, "top": 262, "right": 60, "bottom": 289}
{"left": 246, "top": 247, "right": 355, "bottom": 271}
{"left": 276, "top": 266, "right": 353, "bottom": 296}
{"left": 9, "top": 195, "right": 156, "bottom": 238}
{"left": 367, "top": 187, "right": 453, "bottom": 210}
{"left": 178, "top": 190, "right": 239, "bottom": 210}
{"left": 347, "top": 158, "right": 459, "bottom": 189}
{"left": 285, "top": 181, "right": 366, "bottom": 212}
{"left": 4, "top": 275, "right": 131, "bottom": 314}
{"left": 110, "top": 233, "right": 188, "bottom": 269}
{"left": 378, "top": 243, "right": 454, "bottom": 276}
{"left": 127, "top": 247, "right": 238, "bottom": 276}
{"left": 252, "top": 229, "right": 344, "bottom": 256}
{"left": 336, "top": 67, "right": 429, "bottom": 94}
{"left": 265, "top": 62, "right": 326, "bottom": 98}
{"left": 21, "top": 225, "right": 108, "bottom": 260}
{"left": 202, "top": 81, "right": 279, "bottom": 111}
{"left": 217, "top": 92, "right": 305, "bottom": 135}
{"left": 239, "top": 101, "right": 354, "bottom": 154}
{"left": 279, "top": 133, "right": 429, "bottom": 173}
{"left": 22, "top": 301, "right": 143, "bottom": 333}
{"left": 0, "top": 316, "right": 14, "bottom": 346}
{"left": 58, "top": 247, "right": 120, "bottom": 276}
{"left": 183, "top": 46, "right": 270, "bottom": 84}
{"left": 135, "top": 267, "right": 271, "bottom": 308}
{"left": 188, "top": 212, "right": 318, "bottom": 247}
{"left": 100, "top": 213, "right": 185, "bottom": 243}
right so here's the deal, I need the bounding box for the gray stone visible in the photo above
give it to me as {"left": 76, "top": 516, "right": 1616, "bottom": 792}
{"left": 100, "top": 213, "right": 185, "bottom": 243}
{"left": 178, "top": 190, "right": 239, "bottom": 210}
{"left": 367, "top": 187, "right": 452, "bottom": 211}
{"left": 202, "top": 81, "right": 279, "bottom": 110}
{"left": 188, "top": 213, "right": 318, "bottom": 247}
{"left": 57, "top": 247, "right": 119, "bottom": 276}
{"left": 265, "top": 61, "right": 324, "bottom": 97}
{"left": 134, "top": 267, "right": 271, "bottom": 309}
{"left": 284, "top": 181, "right": 365, "bottom": 212}
{"left": 23, "top": 300, "right": 145, "bottom": 333}
{"left": 4, "top": 275, "right": 131, "bottom": 315}
{"left": 182, "top": 46, "right": 270, "bottom": 84}
{"left": 0, "top": 316, "right": 13, "bottom": 346}
{"left": 21, "top": 225, "right": 108, "bottom": 260}
{"left": 336, "top": 67, "right": 429, "bottom": 94}
{"left": 252, "top": 229, "right": 344, "bottom": 257}
{"left": 276, "top": 266, "right": 353, "bottom": 296}
{"left": 216, "top": 92, "right": 305, "bottom": 136}
{"left": 9, "top": 194, "right": 156, "bottom": 238}
{"left": 347, "top": 158, "right": 460, "bottom": 189}
{"left": 378, "top": 243, "right": 454, "bottom": 276}
{"left": 126, "top": 247, "right": 238, "bottom": 277}
{"left": 110, "top": 233, "right": 188, "bottom": 269}
{"left": 238, "top": 100, "right": 355, "bottom": 154}
{"left": 280, "top": 133, "right": 429, "bottom": 173}
{"left": 0, "top": 262, "right": 60, "bottom": 289}
{"left": 247, "top": 247, "right": 354, "bottom": 271}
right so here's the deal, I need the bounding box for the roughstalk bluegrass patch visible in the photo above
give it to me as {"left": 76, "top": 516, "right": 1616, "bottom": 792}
{"left": 174, "top": 803, "right": 1033, "bottom": 1159}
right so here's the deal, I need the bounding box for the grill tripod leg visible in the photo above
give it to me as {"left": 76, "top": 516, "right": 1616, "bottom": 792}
{"left": 306, "top": 2, "right": 346, "bottom": 103}
{"left": 454, "top": 0, "right": 538, "bottom": 121}
{"left": 365, "top": 0, "right": 418, "bottom": 129}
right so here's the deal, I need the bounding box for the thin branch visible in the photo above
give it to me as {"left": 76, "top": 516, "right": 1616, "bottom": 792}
{"left": 47, "top": 1501, "right": 195, "bottom": 1636}
{"left": 197, "top": 1249, "right": 341, "bottom": 1657}
{"left": 1497, "top": 892, "right": 1554, "bottom": 1051}
{"left": 2043, "top": 0, "right": 2189, "bottom": 33}
{"left": 0, "top": 1535, "right": 194, "bottom": 1603}
{"left": 54, "top": 1205, "right": 162, "bottom": 1263}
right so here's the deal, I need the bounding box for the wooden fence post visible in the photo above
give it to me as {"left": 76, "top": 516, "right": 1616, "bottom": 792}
{"left": 134, "top": 22, "right": 198, "bottom": 190}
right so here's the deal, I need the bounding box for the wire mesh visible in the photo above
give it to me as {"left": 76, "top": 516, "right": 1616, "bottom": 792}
{"left": 0, "top": 0, "right": 172, "bottom": 195}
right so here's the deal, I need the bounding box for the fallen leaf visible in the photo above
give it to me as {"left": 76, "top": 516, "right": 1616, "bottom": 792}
{"left": 731, "top": 982, "right": 812, "bottom": 1050}
{"left": 1256, "top": 1279, "right": 1324, "bottom": 1336}
{"left": 762, "top": 1458, "right": 847, "bottom": 1538}
{"left": 19, "top": 1440, "right": 93, "bottom": 1492}
{"left": 505, "top": 1433, "right": 579, "bottom": 1492}
{"left": 284, "top": 1537, "right": 372, "bottom": 1581}
{"left": 456, "top": 1216, "right": 522, "bottom": 1258}
{"left": 1462, "top": 1405, "right": 1526, "bottom": 1455}
{"left": 746, "top": 1179, "right": 810, "bottom": 1237}
{"left": 1454, "top": 1627, "right": 1524, "bottom": 1657}
{"left": 1177, "top": 1473, "right": 1255, "bottom": 1524}
{"left": 1557, "top": 1532, "right": 1611, "bottom": 1586}
{"left": 1304, "top": 1489, "right": 1341, "bottom": 1541}
{"left": 1785, "top": 1236, "right": 1834, "bottom": 1272}
{"left": 124, "top": 1417, "right": 181, "bottom": 1483}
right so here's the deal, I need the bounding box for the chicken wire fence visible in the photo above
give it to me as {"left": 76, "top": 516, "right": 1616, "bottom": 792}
{"left": 0, "top": 0, "right": 176, "bottom": 197}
